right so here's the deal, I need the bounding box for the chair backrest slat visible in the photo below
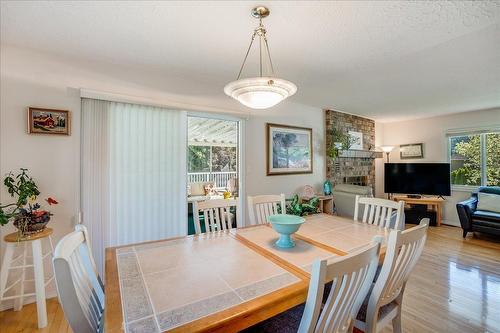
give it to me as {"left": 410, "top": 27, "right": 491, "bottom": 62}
{"left": 53, "top": 225, "right": 104, "bottom": 333}
{"left": 193, "top": 199, "right": 238, "bottom": 234}
{"left": 247, "top": 194, "right": 286, "bottom": 225}
{"left": 69, "top": 253, "right": 100, "bottom": 330}
{"left": 369, "top": 218, "right": 428, "bottom": 312}
{"left": 298, "top": 236, "right": 383, "bottom": 333}
{"left": 354, "top": 196, "right": 404, "bottom": 229}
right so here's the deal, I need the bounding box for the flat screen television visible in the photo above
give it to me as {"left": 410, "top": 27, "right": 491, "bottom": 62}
{"left": 384, "top": 163, "right": 451, "bottom": 196}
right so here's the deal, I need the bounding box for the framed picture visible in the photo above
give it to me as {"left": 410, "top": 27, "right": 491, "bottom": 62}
{"left": 348, "top": 131, "right": 363, "bottom": 150}
{"left": 266, "top": 123, "right": 313, "bottom": 175}
{"left": 28, "top": 107, "right": 71, "bottom": 135}
{"left": 400, "top": 143, "right": 424, "bottom": 159}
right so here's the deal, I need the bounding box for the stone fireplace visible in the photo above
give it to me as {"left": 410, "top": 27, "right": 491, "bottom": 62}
{"left": 325, "top": 110, "right": 381, "bottom": 192}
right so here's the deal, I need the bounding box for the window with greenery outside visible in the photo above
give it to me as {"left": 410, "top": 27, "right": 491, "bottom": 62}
{"left": 450, "top": 132, "right": 500, "bottom": 187}
{"left": 188, "top": 146, "right": 237, "bottom": 173}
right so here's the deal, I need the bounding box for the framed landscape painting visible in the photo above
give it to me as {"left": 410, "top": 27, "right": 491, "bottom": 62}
{"left": 28, "top": 107, "right": 71, "bottom": 135}
{"left": 266, "top": 123, "right": 313, "bottom": 175}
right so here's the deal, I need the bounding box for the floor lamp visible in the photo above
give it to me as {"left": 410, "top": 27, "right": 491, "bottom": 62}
{"left": 380, "top": 145, "right": 394, "bottom": 163}
{"left": 380, "top": 146, "right": 394, "bottom": 199}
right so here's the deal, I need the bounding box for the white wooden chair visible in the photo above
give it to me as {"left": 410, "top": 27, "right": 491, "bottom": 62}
{"left": 297, "top": 236, "right": 383, "bottom": 333}
{"left": 354, "top": 218, "right": 429, "bottom": 333}
{"left": 193, "top": 199, "right": 238, "bottom": 234}
{"left": 53, "top": 225, "right": 104, "bottom": 333}
{"left": 354, "top": 195, "right": 405, "bottom": 229}
{"left": 246, "top": 237, "right": 383, "bottom": 332}
{"left": 247, "top": 194, "right": 286, "bottom": 225}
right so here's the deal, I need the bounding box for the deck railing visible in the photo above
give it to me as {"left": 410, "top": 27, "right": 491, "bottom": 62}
{"left": 187, "top": 171, "right": 237, "bottom": 188}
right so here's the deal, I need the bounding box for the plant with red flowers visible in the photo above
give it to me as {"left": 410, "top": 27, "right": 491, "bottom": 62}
{"left": 0, "top": 168, "right": 57, "bottom": 235}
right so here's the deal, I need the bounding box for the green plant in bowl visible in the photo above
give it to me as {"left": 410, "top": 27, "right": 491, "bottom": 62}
{"left": 268, "top": 214, "right": 305, "bottom": 248}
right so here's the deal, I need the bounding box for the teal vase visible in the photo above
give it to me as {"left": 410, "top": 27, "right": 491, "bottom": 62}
{"left": 323, "top": 180, "right": 332, "bottom": 195}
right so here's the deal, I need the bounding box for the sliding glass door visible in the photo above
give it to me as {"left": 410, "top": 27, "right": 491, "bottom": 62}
{"left": 186, "top": 115, "right": 243, "bottom": 234}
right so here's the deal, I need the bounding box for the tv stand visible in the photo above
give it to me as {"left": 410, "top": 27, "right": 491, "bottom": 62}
{"left": 392, "top": 195, "right": 445, "bottom": 226}
{"left": 406, "top": 194, "right": 421, "bottom": 199}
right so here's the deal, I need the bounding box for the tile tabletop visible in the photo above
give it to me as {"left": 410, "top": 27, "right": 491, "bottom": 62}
{"left": 116, "top": 233, "right": 300, "bottom": 332}
{"left": 106, "top": 213, "right": 388, "bottom": 333}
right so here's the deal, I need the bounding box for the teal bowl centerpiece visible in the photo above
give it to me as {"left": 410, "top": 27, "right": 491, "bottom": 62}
{"left": 268, "top": 214, "right": 305, "bottom": 248}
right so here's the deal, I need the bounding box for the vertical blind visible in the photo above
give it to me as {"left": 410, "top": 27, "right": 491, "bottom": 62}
{"left": 81, "top": 98, "right": 187, "bottom": 274}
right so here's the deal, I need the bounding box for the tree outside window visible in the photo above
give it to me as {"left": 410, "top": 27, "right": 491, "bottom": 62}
{"left": 450, "top": 132, "right": 500, "bottom": 187}
{"left": 486, "top": 133, "right": 500, "bottom": 186}
{"left": 187, "top": 145, "right": 237, "bottom": 173}
{"left": 188, "top": 146, "right": 210, "bottom": 172}
{"left": 212, "top": 147, "right": 237, "bottom": 172}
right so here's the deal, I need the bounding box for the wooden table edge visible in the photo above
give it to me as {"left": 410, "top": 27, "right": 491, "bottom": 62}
{"left": 168, "top": 280, "right": 309, "bottom": 333}
{"left": 105, "top": 246, "right": 124, "bottom": 333}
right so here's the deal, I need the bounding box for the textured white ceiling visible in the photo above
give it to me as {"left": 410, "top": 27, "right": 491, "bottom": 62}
{"left": 1, "top": 1, "right": 500, "bottom": 121}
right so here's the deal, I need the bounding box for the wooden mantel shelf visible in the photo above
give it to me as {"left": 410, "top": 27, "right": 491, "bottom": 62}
{"left": 337, "top": 150, "right": 383, "bottom": 159}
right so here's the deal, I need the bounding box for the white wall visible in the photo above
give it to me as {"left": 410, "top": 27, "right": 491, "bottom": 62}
{"left": 245, "top": 103, "right": 325, "bottom": 198}
{"left": 376, "top": 108, "right": 500, "bottom": 226}
{"left": 0, "top": 48, "right": 83, "bottom": 308}
{"left": 0, "top": 45, "right": 325, "bottom": 308}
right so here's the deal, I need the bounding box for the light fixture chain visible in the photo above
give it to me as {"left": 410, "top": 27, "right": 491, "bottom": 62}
{"left": 237, "top": 31, "right": 257, "bottom": 80}
{"left": 259, "top": 32, "right": 263, "bottom": 77}
{"left": 263, "top": 35, "right": 275, "bottom": 76}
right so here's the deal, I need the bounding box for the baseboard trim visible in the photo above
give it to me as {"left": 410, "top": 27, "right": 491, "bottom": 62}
{"left": 442, "top": 219, "right": 460, "bottom": 227}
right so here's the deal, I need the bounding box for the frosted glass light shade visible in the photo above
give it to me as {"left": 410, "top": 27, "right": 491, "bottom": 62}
{"left": 380, "top": 145, "right": 395, "bottom": 153}
{"left": 224, "top": 77, "right": 297, "bottom": 109}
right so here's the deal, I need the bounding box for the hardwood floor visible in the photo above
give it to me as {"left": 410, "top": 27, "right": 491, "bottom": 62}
{"left": 0, "top": 297, "right": 72, "bottom": 333}
{"left": 1, "top": 225, "right": 499, "bottom": 333}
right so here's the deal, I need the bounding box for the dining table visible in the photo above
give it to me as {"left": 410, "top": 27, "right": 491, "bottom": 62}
{"left": 104, "top": 213, "right": 390, "bottom": 333}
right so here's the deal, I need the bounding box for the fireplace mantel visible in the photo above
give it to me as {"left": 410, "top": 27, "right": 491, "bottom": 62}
{"left": 337, "top": 150, "right": 383, "bottom": 159}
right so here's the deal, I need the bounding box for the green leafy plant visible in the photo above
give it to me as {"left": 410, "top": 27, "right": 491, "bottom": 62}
{"left": 326, "top": 127, "right": 351, "bottom": 159}
{"left": 0, "top": 168, "right": 41, "bottom": 226}
{"left": 286, "top": 194, "right": 320, "bottom": 216}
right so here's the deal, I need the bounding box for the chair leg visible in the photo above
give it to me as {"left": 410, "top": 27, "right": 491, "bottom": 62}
{"left": 392, "top": 306, "right": 402, "bottom": 333}
{"left": 462, "top": 230, "right": 468, "bottom": 238}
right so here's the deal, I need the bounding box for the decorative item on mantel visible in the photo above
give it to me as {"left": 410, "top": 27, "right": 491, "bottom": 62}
{"left": 326, "top": 127, "right": 351, "bottom": 159}
{"left": 0, "top": 168, "right": 58, "bottom": 240}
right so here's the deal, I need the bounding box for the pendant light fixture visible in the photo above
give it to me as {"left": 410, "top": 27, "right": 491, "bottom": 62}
{"left": 224, "top": 6, "right": 297, "bottom": 109}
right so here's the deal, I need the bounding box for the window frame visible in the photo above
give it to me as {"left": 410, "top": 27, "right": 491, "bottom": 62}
{"left": 447, "top": 130, "right": 499, "bottom": 191}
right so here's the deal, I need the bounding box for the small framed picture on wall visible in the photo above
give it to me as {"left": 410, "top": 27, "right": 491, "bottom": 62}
{"left": 400, "top": 143, "right": 424, "bottom": 159}
{"left": 28, "top": 107, "right": 71, "bottom": 135}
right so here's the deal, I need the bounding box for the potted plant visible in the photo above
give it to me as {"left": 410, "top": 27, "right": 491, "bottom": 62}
{"left": 286, "top": 194, "right": 320, "bottom": 216}
{"left": 326, "top": 128, "right": 351, "bottom": 159}
{"left": 0, "top": 168, "right": 57, "bottom": 238}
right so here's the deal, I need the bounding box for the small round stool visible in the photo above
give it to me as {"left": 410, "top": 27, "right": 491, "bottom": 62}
{"left": 0, "top": 228, "right": 54, "bottom": 328}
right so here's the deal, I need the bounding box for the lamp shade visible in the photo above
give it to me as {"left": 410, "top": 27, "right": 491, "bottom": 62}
{"left": 224, "top": 77, "right": 297, "bottom": 109}
{"left": 380, "top": 145, "right": 395, "bottom": 153}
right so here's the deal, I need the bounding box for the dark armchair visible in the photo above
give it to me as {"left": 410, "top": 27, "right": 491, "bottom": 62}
{"left": 457, "top": 186, "right": 500, "bottom": 238}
